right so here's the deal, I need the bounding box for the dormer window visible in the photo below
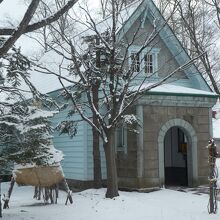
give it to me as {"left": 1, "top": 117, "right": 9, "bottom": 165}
{"left": 129, "top": 46, "right": 160, "bottom": 77}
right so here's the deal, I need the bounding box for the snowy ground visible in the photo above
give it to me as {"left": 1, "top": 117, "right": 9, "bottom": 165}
{"left": 1, "top": 182, "right": 220, "bottom": 220}
{"left": 1, "top": 159, "right": 220, "bottom": 219}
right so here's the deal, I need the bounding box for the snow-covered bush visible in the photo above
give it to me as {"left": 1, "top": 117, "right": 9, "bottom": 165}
{"left": 0, "top": 104, "right": 62, "bottom": 167}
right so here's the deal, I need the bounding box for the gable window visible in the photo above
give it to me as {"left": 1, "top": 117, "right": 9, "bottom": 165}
{"left": 129, "top": 46, "right": 160, "bottom": 77}
{"left": 130, "top": 52, "right": 140, "bottom": 72}
{"left": 144, "top": 54, "right": 153, "bottom": 75}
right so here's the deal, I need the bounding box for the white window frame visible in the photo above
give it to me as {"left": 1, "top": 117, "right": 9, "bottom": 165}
{"left": 128, "top": 46, "right": 160, "bottom": 77}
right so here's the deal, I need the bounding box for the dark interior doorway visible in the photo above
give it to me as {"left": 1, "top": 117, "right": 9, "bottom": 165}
{"left": 164, "top": 127, "right": 188, "bottom": 186}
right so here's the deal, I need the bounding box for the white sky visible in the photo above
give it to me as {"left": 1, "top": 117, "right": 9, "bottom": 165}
{"left": 0, "top": 0, "right": 100, "bottom": 26}
{"left": 0, "top": 0, "right": 101, "bottom": 54}
{"left": 0, "top": 0, "right": 27, "bottom": 22}
{"left": 0, "top": 0, "right": 101, "bottom": 94}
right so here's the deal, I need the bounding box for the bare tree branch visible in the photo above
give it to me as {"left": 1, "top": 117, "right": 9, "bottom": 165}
{"left": 0, "top": 0, "right": 78, "bottom": 36}
{"left": 176, "top": 0, "right": 220, "bottom": 94}
{"left": 0, "top": 0, "right": 40, "bottom": 57}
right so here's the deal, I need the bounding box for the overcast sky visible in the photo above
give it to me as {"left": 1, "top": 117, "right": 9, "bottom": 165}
{"left": 0, "top": 0, "right": 101, "bottom": 54}
{"left": 0, "top": 0, "right": 102, "bottom": 94}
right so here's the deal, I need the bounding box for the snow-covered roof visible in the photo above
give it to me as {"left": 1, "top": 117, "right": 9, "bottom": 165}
{"left": 131, "top": 83, "right": 218, "bottom": 97}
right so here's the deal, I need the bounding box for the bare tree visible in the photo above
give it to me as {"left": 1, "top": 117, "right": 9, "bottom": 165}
{"left": 0, "top": 0, "right": 79, "bottom": 57}
{"left": 157, "top": 0, "right": 220, "bottom": 94}
{"left": 177, "top": 0, "right": 220, "bottom": 94}
{"left": 100, "top": 0, "right": 135, "bottom": 17}
{"left": 26, "top": 0, "right": 72, "bottom": 51}
{"left": 205, "top": 0, "right": 220, "bottom": 28}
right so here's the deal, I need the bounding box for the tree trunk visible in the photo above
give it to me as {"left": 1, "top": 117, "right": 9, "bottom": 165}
{"left": 103, "top": 130, "right": 119, "bottom": 198}
{"left": 92, "top": 36, "right": 102, "bottom": 189}
{"left": 209, "top": 171, "right": 214, "bottom": 213}
{"left": 33, "top": 186, "right": 38, "bottom": 199}
{"left": 44, "top": 187, "right": 49, "bottom": 203}
{"left": 207, "top": 139, "right": 218, "bottom": 214}
{"left": 37, "top": 187, "right": 42, "bottom": 200}
{"left": 3, "top": 177, "right": 15, "bottom": 209}
{"left": 92, "top": 84, "right": 102, "bottom": 189}
{"left": 0, "top": 179, "right": 2, "bottom": 217}
{"left": 49, "top": 188, "right": 54, "bottom": 204}
{"left": 63, "top": 179, "right": 73, "bottom": 205}
{"left": 92, "top": 125, "right": 102, "bottom": 188}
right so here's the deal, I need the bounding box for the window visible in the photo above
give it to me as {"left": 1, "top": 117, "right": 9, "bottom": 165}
{"left": 129, "top": 46, "right": 160, "bottom": 77}
{"left": 144, "top": 54, "right": 153, "bottom": 75}
{"left": 115, "top": 127, "right": 127, "bottom": 154}
{"left": 130, "top": 52, "right": 140, "bottom": 72}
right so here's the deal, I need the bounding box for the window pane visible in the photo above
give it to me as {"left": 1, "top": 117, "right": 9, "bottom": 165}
{"left": 116, "top": 127, "right": 123, "bottom": 147}
{"left": 131, "top": 53, "right": 140, "bottom": 72}
{"left": 116, "top": 127, "right": 125, "bottom": 148}
{"left": 144, "top": 54, "right": 153, "bottom": 75}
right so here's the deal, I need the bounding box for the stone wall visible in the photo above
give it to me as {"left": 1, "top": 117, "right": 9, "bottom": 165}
{"left": 117, "top": 129, "right": 138, "bottom": 188}
{"left": 117, "top": 104, "right": 212, "bottom": 189}
{"left": 142, "top": 106, "right": 210, "bottom": 187}
{"left": 117, "top": 108, "right": 138, "bottom": 188}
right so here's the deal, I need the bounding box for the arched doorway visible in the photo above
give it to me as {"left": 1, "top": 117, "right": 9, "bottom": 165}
{"left": 164, "top": 127, "right": 188, "bottom": 186}
{"left": 158, "top": 119, "right": 198, "bottom": 187}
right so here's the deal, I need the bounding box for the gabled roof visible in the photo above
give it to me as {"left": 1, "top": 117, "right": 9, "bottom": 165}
{"left": 34, "top": 0, "right": 213, "bottom": 95}
{"left": 117, "top": 0, "right": 212, "bottom": 92}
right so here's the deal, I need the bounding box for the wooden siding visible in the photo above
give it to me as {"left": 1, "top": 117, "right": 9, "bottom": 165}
{"left": 51, "top": 107, "right": 87, "bottom": 181}
{"left": 49, "top": 93, "right": 107, "bottom": 181}
{"left": 86, "top": 123, "right": 107, "bottom": 180}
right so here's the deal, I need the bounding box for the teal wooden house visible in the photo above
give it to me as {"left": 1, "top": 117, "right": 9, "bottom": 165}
{"left": 48, "top": 0, "right": 218, "bottom": 189}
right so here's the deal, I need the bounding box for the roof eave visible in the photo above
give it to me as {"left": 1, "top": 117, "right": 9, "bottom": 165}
{"left": 144, "top": 91, "right": 219, "bottom": 98}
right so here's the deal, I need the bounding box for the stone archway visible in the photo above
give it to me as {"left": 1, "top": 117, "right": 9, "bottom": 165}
{"left": 158, "top": 119, "right": 198, "bottom": 187}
